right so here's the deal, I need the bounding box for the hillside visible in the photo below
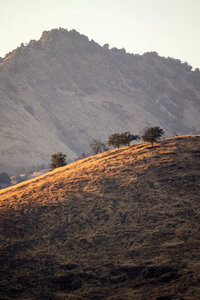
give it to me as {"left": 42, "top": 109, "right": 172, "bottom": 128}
{"left": 1, "top": 28, "right": 200, "bottom": 173}
{"left": 0, "top": 135, "right": 200, "bottom": 299}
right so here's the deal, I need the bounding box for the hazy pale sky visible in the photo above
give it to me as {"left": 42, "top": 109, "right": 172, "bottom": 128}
{"left": 1, "top": 0, "right": 200, "bottom": 68}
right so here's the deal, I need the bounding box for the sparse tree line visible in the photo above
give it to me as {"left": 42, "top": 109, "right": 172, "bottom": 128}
{"left": 0, "top": 127, "right": 165, "bottom": 183}
{"left": 50, "top": 126, "right": 165, "bottom": 170}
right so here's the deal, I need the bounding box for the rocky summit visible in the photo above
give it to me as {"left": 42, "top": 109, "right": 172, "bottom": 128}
{"left": 0, "top": 135, "right": 200, "bottom": 299}
{"left": 0, "top": 28, "right": 200, "bottom": 172}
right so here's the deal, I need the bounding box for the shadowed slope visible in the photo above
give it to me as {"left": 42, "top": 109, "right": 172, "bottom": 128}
{"left": 0, "top": 136, "right": 200, "bottom": 299}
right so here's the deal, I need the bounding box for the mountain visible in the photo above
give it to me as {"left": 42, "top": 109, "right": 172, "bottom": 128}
{"left": 0, "top": 135, "right": 200, "bottom": 299}
{"left": 0, "top": 28, "right": 200, "bottom": 173}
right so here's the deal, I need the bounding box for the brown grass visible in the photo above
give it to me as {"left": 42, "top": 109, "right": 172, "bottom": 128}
{"left": 0, "top": 135, "right": 200, "bottom": 299}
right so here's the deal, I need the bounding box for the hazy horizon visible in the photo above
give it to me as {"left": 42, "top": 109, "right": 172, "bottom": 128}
{"left": 1, "top": 0, "right": 200, "bottom": 69}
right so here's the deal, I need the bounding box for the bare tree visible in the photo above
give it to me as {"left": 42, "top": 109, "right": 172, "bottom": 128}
{"left": 89, "top": 139, "right": 108, "bottom": 155}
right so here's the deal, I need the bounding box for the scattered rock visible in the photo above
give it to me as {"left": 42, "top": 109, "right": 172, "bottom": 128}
{"left": 153, "top": 182, "right": 162, "bottom": 188}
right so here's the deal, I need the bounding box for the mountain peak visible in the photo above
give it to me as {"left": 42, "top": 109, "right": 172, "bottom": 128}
{"left": 0, "top": 28, "right": 200, "bottom": 173}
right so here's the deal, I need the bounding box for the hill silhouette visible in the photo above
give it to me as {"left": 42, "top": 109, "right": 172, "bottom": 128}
{"left": 1, "top": 28, "right": 200, "bottom": 172}
{"left": 0, "top": 135, "right": 200, "bottom": 299}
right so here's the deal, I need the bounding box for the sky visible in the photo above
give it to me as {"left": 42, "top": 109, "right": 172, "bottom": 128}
{"left": 1, "top": 0, "right": 200, "bottom": 69}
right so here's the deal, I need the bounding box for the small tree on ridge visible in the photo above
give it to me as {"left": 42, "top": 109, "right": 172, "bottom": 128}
{"left": 89, "top": 139, "right": 108, "bottom": 155}
{"left": 120, "top": 131, "right": 140, "bottom": 146}
{"left": 107, "top": 133, "right": 122, "bottom": 148}
{"left": 50, "top": 152, "right": 67, "bottom": 171}
{"left": 142, "top": 126, "right": 164, "bottom": 146}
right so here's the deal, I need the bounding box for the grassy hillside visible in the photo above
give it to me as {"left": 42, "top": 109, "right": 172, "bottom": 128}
{"left": 0, "top": 136, "right": 200, "bottom": 299}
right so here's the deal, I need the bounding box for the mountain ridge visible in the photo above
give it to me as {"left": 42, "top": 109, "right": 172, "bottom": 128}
{"left": 0, "top": 28, "right": 200, "bottom": 173}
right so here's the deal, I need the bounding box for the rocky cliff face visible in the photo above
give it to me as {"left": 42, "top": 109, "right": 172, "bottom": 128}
{"left": 0, "top": 28, "right": 200, "bottom": 172}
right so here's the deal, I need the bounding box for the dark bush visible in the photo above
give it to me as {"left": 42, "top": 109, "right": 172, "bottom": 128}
{"left": 50, "top": 152, "right": 67, "bottom": 171}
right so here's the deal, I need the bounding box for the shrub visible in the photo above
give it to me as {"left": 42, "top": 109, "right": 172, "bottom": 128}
{"left": 50, "top": 152, "right": 67, "bottom": 170}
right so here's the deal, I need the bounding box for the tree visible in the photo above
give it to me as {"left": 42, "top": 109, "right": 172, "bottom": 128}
{"left": 50, "top": 152, "right": 67, "bottom": 170}
{"left": 89, "top": 139, "right": 108, "bottom": 155}
{"left": 107, "top": 133, "right": 123, "bottom": 148}
{"left": 120, "top": 132, "right": 140, "bottom": 146}
{"left": 0, "top": 172, "right": 11, "bottom": 185}
{"left": 142, "top": 127, "right": 164, "bottom": 146}
{"left": 108, "top": 132, "right": 140, "bottom": 148}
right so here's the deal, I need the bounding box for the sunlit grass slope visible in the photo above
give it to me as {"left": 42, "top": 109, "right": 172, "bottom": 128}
{"left": 0, "top": 135, "right": 200, "bottom": 299}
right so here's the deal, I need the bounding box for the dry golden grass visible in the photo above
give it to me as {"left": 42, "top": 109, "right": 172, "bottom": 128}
{"left": 0, "top": 135, "right": 200, "bottom": 299}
